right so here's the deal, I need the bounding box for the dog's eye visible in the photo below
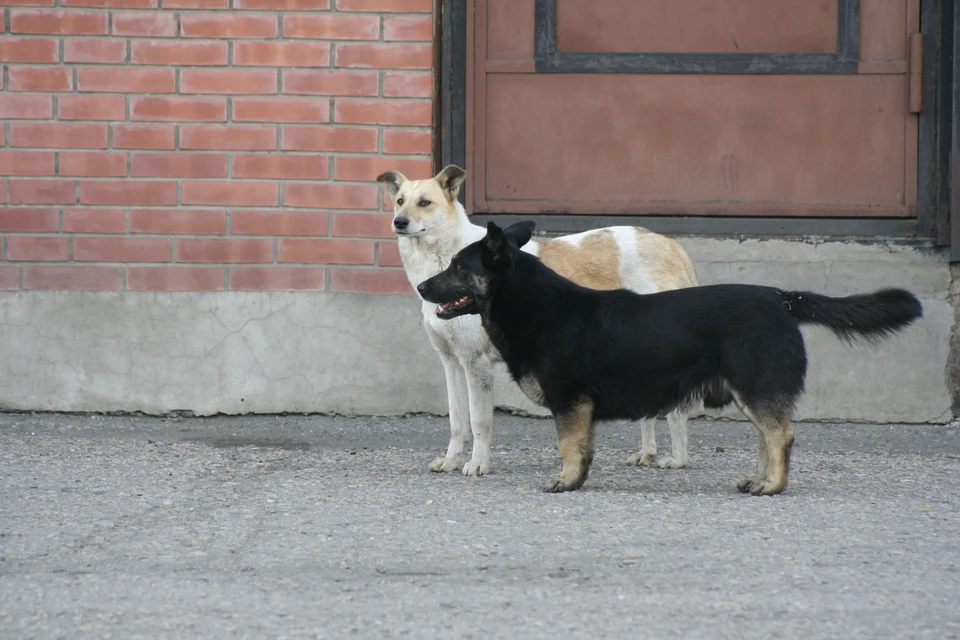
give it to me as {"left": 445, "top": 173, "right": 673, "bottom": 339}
{"left": 396, "top": 197, "right": 405, "bottom": 206}
{"left": 418, "top": 199, "right": 430, "bottom": 207}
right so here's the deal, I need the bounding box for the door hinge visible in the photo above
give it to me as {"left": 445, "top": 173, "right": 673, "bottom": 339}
{"left": 908, "top": 32, "right": 923, "bottom": 114}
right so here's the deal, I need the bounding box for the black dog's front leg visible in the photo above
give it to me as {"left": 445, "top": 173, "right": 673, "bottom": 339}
{"left": 545, "top": 398, "right": 596, "bottom": 493}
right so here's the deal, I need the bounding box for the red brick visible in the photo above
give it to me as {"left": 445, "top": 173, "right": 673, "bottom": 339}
{"left": 383, "top": 71, "right": 433, "bottom": 98}
{"left": 229, "top": 266, "right": 325, "bottom": 291}
{"left": 112, "top": 12, "right": 177, "bottom": 37}
{"left": 0, "top": 208, "right": 59, "bottom": 232}
{"left": 335, "top": 156, "right": 431, "bottom": 182}
{"left": 112, "top": 124, "right": 176, "bottom": 150}
{"left": 337, "top": 43, "right": 432, "bottom": 69}
{"left": 131, "top": 40, "right": 228, "bottom": 66}
{"left": 384, "top": 15, "right": 433, "bottom": 41}
{"left": 231, "top": 210, "right": 328, "bottom": 236}
{"left": 64, "top": 38, "right": 127, "bottom": 64}
{"left": 285, "top": 182, "right": 379, "bottom": 209}
{"left": 162, "top": 0, "right": 226, "bottom": 8}
{"left": 237, "top": 0, "right": 329, "bottom": 8}
{"left": 63, "top": 208, "right": 126, "bottom": 233}
{"left": 335, "top": 0, "right": 430, "bottom": 9}
{"left": 283, "top": 13, "right": 378, "bottom": 39}
{"left": 128, "top": 266, "right": 224, "bottom": 291}
{"left": 79, "top": 180, "right": 178, "bottom": 205}
{"left": 329, "top": 267, "right": 412, "bottom": 294}
{"left": 278, "top": 238, "right": 373, "bottom": 264}
{"left": 58, "top": 95, "right": 127, "bottom": 121}
{"left": 11, "top": 9, "right": 109, "bottom": 35}
{"left": 11, "top": 123, "right": 108, "bottom": 149}
{"left": 233, "top": 154, "right": 329, "bottom": 180}
{"left": 129, "top": 209, "right": 227, "bottom": 235}
{"left": 131, "top": 153, "right": 227, "bottom": 178}
{"left": 378, "top": 240, "right": 402, "bottom": 266}
{"left": 0, "top": 37, "right": 59, "bottom": 63}
{"left": 8, "top": 66, "right": 72, "bottom": 92}
{"left": 383, "top": 129, "right": 432, "bottom": 154}
{"left": 335, "top": 99, "right": 431, "bottom": 126}
{"left": 0, "top": 94, "right": 53, "bottom": 119}
{"left": 233, "top": 97, "right": 329, "bottom": 124}
{"left": 7, "top": 236, "right": 69, "bottom": 261}
{"left": 181, "top": 13, "right": 277, "bottom": 38}
{"left": 0, "top": 151, "right": 56, "bottom": 177}
{"left": 24, "top": 265, "right": 121, "bottom": 290}
{"left": 332, "top": 212, "right": 393, "bottom": 238}
{"left": 180, "top": 125, "right": 277, "bottom": 151}
{"left": 77, "top": 67, "right": 176, "bottom": 93}
{"left": 180, "top": 69, "right": 278, "bottom": 95}
{"left": 282, "top": 70, "right": 378, "bottom": 96}
{"left": 10, "top": 180, "right": 76, "bottom": 205}
{"left": 131, "top": 97, "right": 226, "bottom": 123}
{"left": 0, "top": 267, "right": 20, "bottom": 291}
{"left": 182, "top": 181, "right": 279, "bottom": 207}
{"left": 75, "top": 236, "right": 171, "bottom": 262}
{"left": 59, "top": 151, "right": 127, "bottom": 177}
{"left": 281, "top": 126, "right": 377, "bottom": 152}
{"left": 0, "top": 0, "right": 54, "bottom": 5}
{"left": 62, "top": 0, "right": 156, "bottom": 6}
{"left": 178, "top": 238, "right": 274, "bottom": 263}
{"left": 235, "top": 41, "right": 331, "bottom": 67}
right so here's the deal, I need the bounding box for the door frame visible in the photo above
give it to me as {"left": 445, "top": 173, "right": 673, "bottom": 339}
{"left": 439, "top": 0, "right": 955, "bottom": 247}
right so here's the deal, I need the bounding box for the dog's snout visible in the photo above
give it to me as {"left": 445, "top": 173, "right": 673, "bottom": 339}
{"left": 393, "top": 216, "right": 410, "bottom": 231}
{"left": 416, "top": 281, "right": 428, "bottom": 296}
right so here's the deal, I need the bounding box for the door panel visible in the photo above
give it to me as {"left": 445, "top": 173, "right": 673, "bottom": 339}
{"left": 470, "top": 0, "right": 920, "bottom": 218}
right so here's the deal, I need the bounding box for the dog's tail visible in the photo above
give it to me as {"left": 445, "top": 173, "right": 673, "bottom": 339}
{"left": 778, "top": 288, "right": 922, "bottom": 342}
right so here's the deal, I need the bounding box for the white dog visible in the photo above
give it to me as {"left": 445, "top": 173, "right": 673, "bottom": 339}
{"left": 377, "top": 166, "right": 699, "bottom": 475}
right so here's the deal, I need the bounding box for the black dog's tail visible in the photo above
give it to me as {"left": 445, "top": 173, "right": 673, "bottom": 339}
{"left": 778, "top": 288, "right": 922, "bottom": 342}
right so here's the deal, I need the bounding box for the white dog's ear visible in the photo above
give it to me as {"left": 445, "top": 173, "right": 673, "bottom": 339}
{"left": 376, "top": 170, "right": 407, "bottom": 198}
{"left": 435, "top": 165, "right": 466, "bottom": 200}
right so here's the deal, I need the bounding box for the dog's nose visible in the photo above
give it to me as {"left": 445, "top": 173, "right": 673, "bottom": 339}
{"left": 393, "top": 216, "right": 409, "bottom": 231}
{"left": 416, "top": 282, "right": 427, "bottom": 296}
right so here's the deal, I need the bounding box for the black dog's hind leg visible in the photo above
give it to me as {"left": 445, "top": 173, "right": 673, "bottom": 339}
{"left": 545, "top": 398, "right": 595, "bottom": 493}
{"left": 734, "top": 396, "right": 795, "bottom": 496}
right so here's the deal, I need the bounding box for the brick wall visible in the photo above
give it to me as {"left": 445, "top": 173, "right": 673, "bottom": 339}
{"left": 0, "top": 0, "right": 433, "bottom": 294}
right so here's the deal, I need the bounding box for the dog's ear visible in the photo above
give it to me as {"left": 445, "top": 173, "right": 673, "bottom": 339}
{"left": 435, "top": 165, "right": 466, "bottom": 200}
{"left": 483, "top": 221, "right": 506, "bottom": 256}
{"left": 503, "top": 221, "right": 535, "bottom": 249}
{"left": 376, "top": 170, "right": 407, "bottom": 198}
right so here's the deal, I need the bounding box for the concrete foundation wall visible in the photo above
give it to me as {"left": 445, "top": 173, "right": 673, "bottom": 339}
{"left": 0, "top": 238, "right": 955, "bottom": 422}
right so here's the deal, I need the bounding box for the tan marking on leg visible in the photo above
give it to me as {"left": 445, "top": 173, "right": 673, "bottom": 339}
{"left": 754, "top": 417, "right": 794, "bottom": 495}
{"left": 539, "top": 231, "right": 622, "bottom": 290}
{"left": 545, "top": 398, "right": 595, "bottom": 492}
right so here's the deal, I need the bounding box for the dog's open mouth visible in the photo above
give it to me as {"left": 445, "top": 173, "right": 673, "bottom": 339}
{"left": 436, "top": 295, "right": 473, "bottom": 317}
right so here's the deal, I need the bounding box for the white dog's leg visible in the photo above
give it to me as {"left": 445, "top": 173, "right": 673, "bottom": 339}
{"left": 625, "top": 418, "right": 657, "bottom": 466}
{"left": 430, "top": 355, "right": 470, "bottom": 473}
{"left": 657, "top": 410, "right": 689, "bottom": 469}
{"left": 461, "top": 358, "right": 494, "bottom": 476}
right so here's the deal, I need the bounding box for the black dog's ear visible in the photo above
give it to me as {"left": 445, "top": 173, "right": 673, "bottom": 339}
{"left": 503, "top": 221, "right": 535, "bottom": 249}
{"left": 484, "top": 221, "right": 505, "bottom": 256}
{"left": 376, "top": 170, "right": 407, "bottom": 198}
{"left": 435, "top": 165, "right": 466, "bottom": 200}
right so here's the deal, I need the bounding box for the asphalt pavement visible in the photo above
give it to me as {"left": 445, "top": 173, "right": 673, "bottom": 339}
{"left": 1, "top": 411, "right": 958, "bottom": 639}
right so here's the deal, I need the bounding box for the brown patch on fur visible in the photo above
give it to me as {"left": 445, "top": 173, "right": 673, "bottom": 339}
{"left": 546, "top": 397, "right": 596, "bottom": 492}
{"left": 635, "top": 228, "right": 699, "bottom": 290}
{"left": 538, "top": 231, "right": 623, "bottom": 291}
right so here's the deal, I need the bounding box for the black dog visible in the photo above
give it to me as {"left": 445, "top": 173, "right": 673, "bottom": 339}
{"left": 417, "top": 222, "right": 923, "bottom": 495}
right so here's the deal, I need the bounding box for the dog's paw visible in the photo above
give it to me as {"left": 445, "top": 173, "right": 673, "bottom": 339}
{"left": 656, "top": 456, "right": 688, "bottom": 470}
{"left": 737, "top": 477, "right": 785, "bottom": 496}
{"left": 625, "top": 452, "right": 656, "bottom": 466}
{"left": 543, "top": 474, "right": 584, "bottom": 493}
{"left": 429, "top": 456, "right": 461, "bottom": 473}
{"left": 462, "top": 458, "right": 490, "bottom": 477}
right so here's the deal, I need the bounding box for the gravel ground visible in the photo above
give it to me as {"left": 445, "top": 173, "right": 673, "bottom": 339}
{"left": 1, "top": 412, "right": 958, "bottom": 639}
